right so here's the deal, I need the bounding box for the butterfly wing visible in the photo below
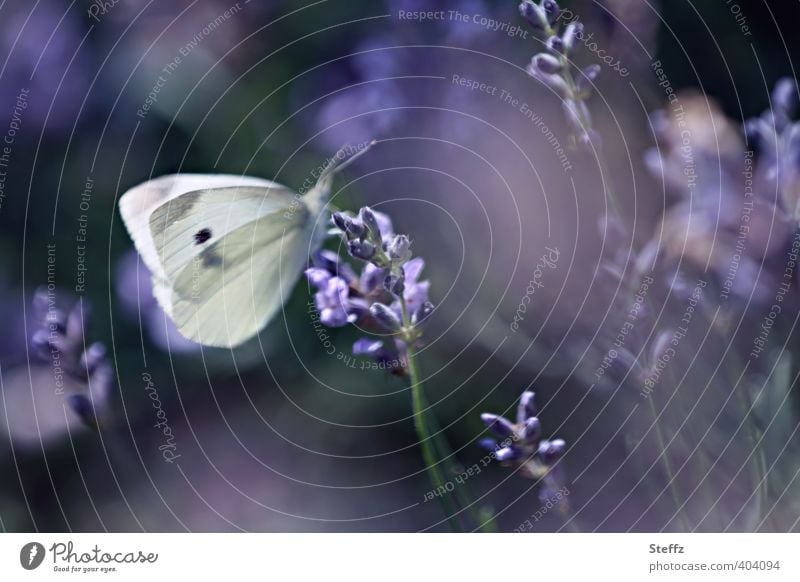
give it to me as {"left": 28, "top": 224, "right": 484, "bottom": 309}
{"left": 167, "top": 206, "right": 318, "bottom": 346}
{"left": 120, "top": 174, "right": 321, "bottom": 347}
{"left": 119, "top": 173, "right": 289, "bottom": 282}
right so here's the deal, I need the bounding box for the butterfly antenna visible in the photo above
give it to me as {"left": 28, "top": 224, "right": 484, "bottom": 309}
{"left": 317, "top": 140, "right": 377, "bottom": 185}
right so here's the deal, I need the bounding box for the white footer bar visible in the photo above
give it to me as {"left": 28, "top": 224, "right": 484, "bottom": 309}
{"left": 1, "top": 533, "right": 798, "bottom": 580}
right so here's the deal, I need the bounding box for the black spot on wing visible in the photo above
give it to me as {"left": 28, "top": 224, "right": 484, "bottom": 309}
{"left": 194, "top": 228, "right": 212, "bottom": 245}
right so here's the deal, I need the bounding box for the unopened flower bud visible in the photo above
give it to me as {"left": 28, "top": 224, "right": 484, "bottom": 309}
{"left": 539, "top": 438, "right": 566, "bottom": 464}
{"left": 384, "top": 271, "right": 405, "bottom": 295}
{"left": 561, "top": 21, "right": 583, "bottom": 54}
{"left": 348, "top": 239, "right": 376, "bottom": 261}
{"left": 333, "top": 212, "right": 366, "bottom": 239}
{"left": 496, "top": 446, "right": 521, "bottom": 462}
{"left": 547, "top": 35, "right": 565, "bottom": 54}
{"left": 386, "top": 234, "right": 412, "bottom": 263}
{"left": 481, "top": 413, "right": 515, "bottom": 438}
{"left": 533, "top": 53, "right": 563, "bottom": 75}
{"left": 519, "top": 1, "right": 549, "bottom": 31}
{"left": 332, "top": 212, "right": 350, "bottom": 232}
{"left": 80, "top": 342, "right": 107, "bottom": 376}
{"left": 772, "top": 77, "right": 797, "bottom": 128}
{"left": 523, "top": 417, "right": 541, "bottom": 441}
{"left": 526, "top": 64, "right": 569, "bottom": 98}
{"left": 518, "top": 391, "right": 537, "bottom": 422}
{"left": 31, "top": 330, "right": 53, "bottom": 356}
{"left": 358, "top": 206, "right": 381, "bottom": 239}
{"left": 543, "top": 0, "right": 560, "bottom": 25}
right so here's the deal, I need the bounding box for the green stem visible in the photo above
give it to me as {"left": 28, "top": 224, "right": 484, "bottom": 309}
{"left": 407, "top": 344, "right": 463, "bottom": 531}
{"left": 401, "top": 299, "right": 463, "bottom": 531}
{"left": 412, "top": 373, "right": 490, "bottom": 531}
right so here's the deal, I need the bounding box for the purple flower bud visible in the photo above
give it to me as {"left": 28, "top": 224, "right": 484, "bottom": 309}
{"left": 358, "top": 207, "right": 381, "bottom": 239}
{"left": 772, "top": 77, "right": 797, "bottom": 129}
{"left": 744, "top": 118, "right": 765, "bottom": 145}
{"left": 533, "top": 53, "right": 562, "bottom": 75}
{"left": 348, "top": 239, "right": 376, "bottom": 261}
{"left": 80, "top": 342, "right": 107, "bottom": 376}
{"left": 67, "top": 394, "right": 98, "bottom": 431}
{"left": 31, "top": 330, "right": 53, "bottom": 357}
{"left": 561, "top": 21, "right": 583, "bottom": 55}
{"left": 543, "top": 0, "right": 560, "bottom": 25}
{"left": 519, "top": 1, "right": 549, "bottom": 31}
{"left": 523, "top": 417, "right": 541, "bottom": 441}
{"left": 369, "top": 211, "right": 395, "bottom": 242}
{"left": 547, "top": 35, "right": 565, "bottom": 54}
{"left": 526, "top": 64, "right": 569, "bottom": 98}
{"left": 517, "top": 391, "right": 537, "bottom": 423}
{"left": 332, "top": 211, "right": 350, "bottom": 232}
{"left": 369, "top": 302, "right": 402, "bottom": 332}
{"left": 539, "top": 438, "right": 566, "bottom": 464}
{"left": 386, "top": 234, "right": 412, "bottom": 263}
{"left": 496, "top": 446, "right": 521, "bottom": 462}
{"left": 333, "top": 212, "right": 366, "bottom": 240}
{"left": 480, "top": 413, "right": 515, "bottom": 438}
{"left": 383, "top": 271, "right": 405, "bottom": 296}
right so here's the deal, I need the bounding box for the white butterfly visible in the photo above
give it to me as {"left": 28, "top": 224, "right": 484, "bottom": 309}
{"left": 119, "top": 146, "right": 372, "bottom": 348}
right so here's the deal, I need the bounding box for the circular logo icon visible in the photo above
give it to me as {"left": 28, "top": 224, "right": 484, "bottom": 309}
{"left": 20, "top": 542, "right": 46, "bottom": 570}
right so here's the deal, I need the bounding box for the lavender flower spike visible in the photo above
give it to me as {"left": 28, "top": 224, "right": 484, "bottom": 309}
{"left": 307, "top": 205, "right": 432, "bottom": 375}
{"left": 30, "top": 290, "right": 114, "bottom": 430}
{"left": 479, "top": 391, "right": 567, "bottom": 502}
